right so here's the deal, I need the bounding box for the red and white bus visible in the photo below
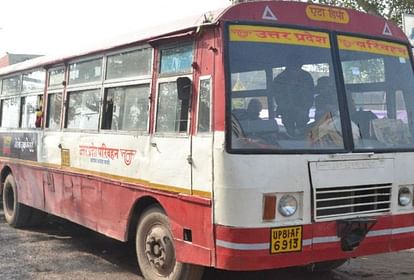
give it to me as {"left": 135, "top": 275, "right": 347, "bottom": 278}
{"left": 2, "top": 1, "right": 414, "bottom": 279}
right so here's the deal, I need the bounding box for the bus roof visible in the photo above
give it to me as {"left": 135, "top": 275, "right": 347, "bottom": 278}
{"left": 0, "top": 1, "right": 408, "bottom": 77}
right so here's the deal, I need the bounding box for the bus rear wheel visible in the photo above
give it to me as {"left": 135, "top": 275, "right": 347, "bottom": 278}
{"left": 136, "top": 206, "right": 204, "bottom": 280}
{"left": 2, "top": 174, "right": 32, "bottom": 228}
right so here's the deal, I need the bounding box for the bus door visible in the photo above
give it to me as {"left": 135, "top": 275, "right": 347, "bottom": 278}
{"left": 190, "top": 76, "right": 213, "bottom": 196}
{"left": 149, "top": 77, "right": 193, "bottom": 193}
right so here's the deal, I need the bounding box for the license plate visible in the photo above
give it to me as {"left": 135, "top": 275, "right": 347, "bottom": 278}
{"left": 270, "top": 226, "right": 303, "bottom": 254}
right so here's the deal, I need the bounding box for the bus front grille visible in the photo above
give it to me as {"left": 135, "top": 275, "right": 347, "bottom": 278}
{"left": 314, "top": 184, "right": 392, "bottom": 221}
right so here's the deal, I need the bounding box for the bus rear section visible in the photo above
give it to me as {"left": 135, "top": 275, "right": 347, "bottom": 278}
{"left": 214, "top": 2, "right": 414, "bottom": 272}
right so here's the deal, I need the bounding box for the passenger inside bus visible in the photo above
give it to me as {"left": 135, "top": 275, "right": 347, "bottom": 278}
{"left": 232, "top": 99, "right": 280, "bottom": 146}
{"left": 348, "top": 97, "right": 377, "bottom": 139}
{"left": 309, "top": 77, "right": 361, "bottom": 146}
{"left": 246, "top": 98, "right": 263, "bottom": 121}
{"left": 35, "top": 106, "right": 43, "bottom": 128}
{"left": 314, "top": 76, "right": 338, "bottom": 122}
{"left": 272, "top": 56, "right": 314, "bottom": 138}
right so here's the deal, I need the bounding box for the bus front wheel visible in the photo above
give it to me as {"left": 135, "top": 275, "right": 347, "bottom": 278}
{"left": 136, "top": 206, "right": 204, "bottom": 280}
{"left": 2, "top": 174, "right": 32, "bottom": 228}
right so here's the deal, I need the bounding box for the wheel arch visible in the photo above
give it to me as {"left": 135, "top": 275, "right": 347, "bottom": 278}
{"left": 126, "top": 195, "right": 164, "bottom": 242}
{"left": 0, "top": 165, "right": 13, "bottom": 195}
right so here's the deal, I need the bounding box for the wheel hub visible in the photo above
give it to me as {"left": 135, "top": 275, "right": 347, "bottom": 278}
{"left": 145, "top": 226, "right": 175, "bottom": 275}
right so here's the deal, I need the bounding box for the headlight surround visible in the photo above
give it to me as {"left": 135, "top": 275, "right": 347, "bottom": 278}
{"left": 398, "top": 187, "right": 412, "bottom": 206}
{"left": 278, "top": 194, "right": 298, "bottom": 217}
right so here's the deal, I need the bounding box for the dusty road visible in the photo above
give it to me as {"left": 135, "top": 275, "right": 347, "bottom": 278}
{"left": 1, "top": 207, "right": 414, "bottom": 280}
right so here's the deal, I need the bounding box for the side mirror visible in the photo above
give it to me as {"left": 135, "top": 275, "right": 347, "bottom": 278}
{"left": 177, "top": 77, "right": 192, "bottom": 100}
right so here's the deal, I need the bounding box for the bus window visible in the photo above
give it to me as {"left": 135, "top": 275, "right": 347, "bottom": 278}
{"left": 69, "top": 59, "right": 102, "bottom": 85}
{"left": 156, "top": 43, "right": 193, "bottom": 133}
{"left": 159, "top": 43, "right": 193, "bottom": 75}
{"left": 338, "top": 35, "right": 414, "bottom": 149}
{"left": 66, "top": 89, "right": 100, "bottom": 130}
{"left": 2, "top": 75, "right": 21, "bottom": 96}
{"left": 46, "top": 67, "right": 65, "bottom": 130}
{"left": 156, "top": 81, "right": 189, "bottom": 133}
{"left": 20, "top": 95, "right": 41, "bottom": 128}
{"left": 46, "top": 92, "right": 62, "bottom": 129}
{"left": 228, "top": 25, "right": 341, "bottom": 150}
{"left": 48, "top": 68, "right": 65, "bottom": 88}
{"left": 101, "top": 85, "right": 149, "bottom": 131}
{"left": 106, "top": 48, "right": 152, "bottom": 80}
{"left": 197, "top": 78, "right": 211, "bottom": 133}
{"left": 22, "top": 70, "right": 45, "bottom": 92}
{"left": 1, "top": 97, "right": 20, "bottom": 128}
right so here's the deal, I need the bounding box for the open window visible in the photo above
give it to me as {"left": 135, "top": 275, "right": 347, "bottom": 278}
{"left": 101, "top": 85, "right": 149, "bottom": 131}
{"left": 156, "top": 42, "right": 194, "bottom": 134}
{"left": 65, "top": 89, "right": 100, "bottom": 130}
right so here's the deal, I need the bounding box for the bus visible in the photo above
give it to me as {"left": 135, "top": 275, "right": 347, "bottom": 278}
{"left": 1, "top": 1, "right": 414, "bottom": 279}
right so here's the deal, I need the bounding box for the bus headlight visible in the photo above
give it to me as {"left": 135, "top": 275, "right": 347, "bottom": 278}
{"left": 278, "top": 195, "right": 298, "bottom": 217}
{"left": 398, "top": 187, "right": 412, "bottom": 206}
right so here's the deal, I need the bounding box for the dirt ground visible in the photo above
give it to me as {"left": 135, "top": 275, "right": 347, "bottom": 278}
{"left": 1, "top": 207, "right": 413, "bottom": 280}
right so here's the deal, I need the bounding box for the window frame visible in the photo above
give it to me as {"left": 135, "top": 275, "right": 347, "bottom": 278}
{"left": 336, "top": 32, "right": 414, "bottom": 152}
{"left": 101, "top": 82, "right": 152, "bottom": 134}
{"left": 196, "top": 75, "right": 213, "bottom": 134}
{"left": 224, "top": 21, "right": 414, "bottom": 154}
{"left": 1, "top": 74, "right": 22, "bottom": 96}
{"left": 21, "top": 69, "right": 46, "bottom": 94}
{"left": 67, "top": 56, "right": 104, "bottom": 88}
{"left": 45, "top": 89, "right": 64, "bottom": 130}
{"left": 99, "top": 45, "right": 154, "bottom": 135}
{"left": 154, "top": 41, "right": 194, "bottom": 136}
{"left": 19, "top": 93, "right": 43, "bottom": 129}
{"left": 47, "top": 66, "right": 66, "bottom": 90}
{"left": 105, "top": 45, "right": 153, "bottom": 84}
{"left": 224, "top": 22, "right": 346, "bottom": 154}
{"left": 64, "top": 87, "right": 102, "bottom": 131}
{"left": 45, "top": 65, "right": 66, "bottom": 131}
{"left": 154, "top": 74, "right": 193, "bottom": 136}
{"left": 158, "top": 41, "right": 195, "bottom": 77}
{"left": 0, "top": 96, "right": 21, "bottom": 129}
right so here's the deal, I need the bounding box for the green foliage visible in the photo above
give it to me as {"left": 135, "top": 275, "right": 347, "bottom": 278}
{"left": 308, "top": 0, "right": 414, "bottom": 26}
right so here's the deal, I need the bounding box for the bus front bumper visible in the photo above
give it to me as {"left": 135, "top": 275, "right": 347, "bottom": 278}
{"left": 214, "top": 213, "right": 414, "bottom": 271}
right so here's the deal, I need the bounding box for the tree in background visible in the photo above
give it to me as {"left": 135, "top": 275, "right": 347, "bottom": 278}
{"left": 307, "top": 0, "right": 414, "bottom": 26}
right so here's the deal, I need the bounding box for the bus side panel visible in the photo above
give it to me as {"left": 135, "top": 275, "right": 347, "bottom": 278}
{"left": 99, "top": 182, "right": 214, "bottom": 266}
{"left": 99, "top": 180, "right": 137, "bottom": 239}
{"left": 3, "top": 161, "right": 214, "bottom": 267}
{"left": 99, "top": 182, "right": 214, "bottom": 265}
{"left": 164, "top": 194, "right": 213, "bottom": 266}
{"left": 14, "top": 164, "right": 45, "bottom": 210}
{"left": 46, "top": 168, "right": 214, "bottom": 266}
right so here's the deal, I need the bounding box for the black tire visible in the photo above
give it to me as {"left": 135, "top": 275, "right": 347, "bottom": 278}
{"left": 136, "top": 206, "right": 204, "bottom": 280}
{"left": 2, "top": 174, "right": 32, "bottom": 228}
{"left": 28, "top": 208, "right": 47, "bottom": 227}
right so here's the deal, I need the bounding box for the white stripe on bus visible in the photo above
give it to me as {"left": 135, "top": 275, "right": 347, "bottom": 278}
{"left": 216, "top": 226, "right": 414, "bottom": 251}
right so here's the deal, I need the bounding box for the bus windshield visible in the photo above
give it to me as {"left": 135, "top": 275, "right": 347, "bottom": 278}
{"left": 228, "top": 24, "right": 414, "bottom": 152}
{"left": 338, "top": 35, "right": 414, "bottom": 150}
